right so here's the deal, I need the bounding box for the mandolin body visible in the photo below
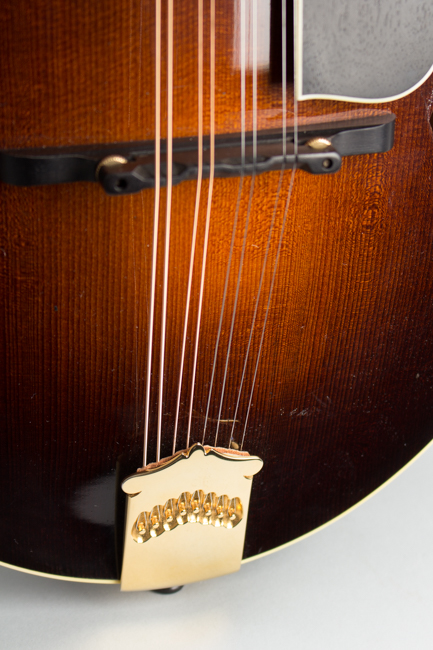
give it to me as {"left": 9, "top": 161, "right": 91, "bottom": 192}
{"left": 1, "top": 1, "right": 433, "bottom": 582}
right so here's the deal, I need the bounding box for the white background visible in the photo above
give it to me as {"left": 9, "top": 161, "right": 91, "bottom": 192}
{"left": 1, "top": 442, "right": 433, "bottom": 649}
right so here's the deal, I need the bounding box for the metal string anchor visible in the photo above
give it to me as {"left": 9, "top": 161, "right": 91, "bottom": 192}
{"left": 120, "top": 443, "right": 263, "bottom": 592}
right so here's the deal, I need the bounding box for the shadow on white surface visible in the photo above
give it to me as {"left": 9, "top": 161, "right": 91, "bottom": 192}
{"left": 1, "top": 443, "right": 433, "bottom": 650}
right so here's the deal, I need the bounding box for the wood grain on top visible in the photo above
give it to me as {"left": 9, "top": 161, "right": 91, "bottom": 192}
{"left": 1, "top": 1, "right": 433, "bottom": 580}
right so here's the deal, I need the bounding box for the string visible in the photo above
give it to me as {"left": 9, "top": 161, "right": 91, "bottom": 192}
{"left": 203, "top": 181, "right": 243, "bottom": 441}
{"left": 202, "top": 0, "right": 246, "bottom": 444}
{"left": 230, "top": 0, "right": 288, "bottom": 445}
{"left": 127, "top": 0, "right": 133, "bottom": 133}
{"left": 187, "top": 0, "right": 216, "bottom": 447}
{"left": 229, "top": 173, "right": 283, "bottom": 443}
{"left": 292, "top": 0, "right": 298, "bottom": 158}
{"left": 157, "top": 0, "right": 174, "bottom": 462}
{"left": 133, "top": 1, "right": 143, "bottom": 441}
{"left": 172, "top": 0, "right": 204, "bottom": 455}
{"left": 282, "top": 0, "right": 287, "bottom": 158}
{"left": 132, "top": 198, "right": 139, "bottom": 438}
{"left": 143, "top": 0, "right": 161, "bottom": 467}
{"left": 240, "top": 0, "right": 298, "bottom": 450}
{"left": 214, "top": 0, "right": 258, "bottom": 448}
{"left": 128, "top": 0, "right": 143, "bottom": 435}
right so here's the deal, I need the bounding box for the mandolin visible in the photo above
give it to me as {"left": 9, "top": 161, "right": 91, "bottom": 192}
{"left": 1, "top": 0, "right": 433, "bottom": 590}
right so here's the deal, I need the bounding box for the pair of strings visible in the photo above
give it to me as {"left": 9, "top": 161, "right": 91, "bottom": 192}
{"left": 172, "top": 0, "right": 205, "bottom": 454}
{"left": 157, "top": 0, "right": 174, "bottom": 462}
{"left": 202, "top": 0, "right": 248, "bottom": 444}
{"left": 213, "top": 0, "right": 259, "bottom": 447}
{"left": 240, "top": 0, "right": 298, "bottom": 449}
{"left": 143, "top": 0, "right": 173, "bottom": 465}
{"left": 172, "top": 0, "right": 215, "bottom": 453}
{"left": 192, "top": 0, "right": 216, "bottom": 447}
{"left": 143, "top": 0, "right": 162, "bottom": 467}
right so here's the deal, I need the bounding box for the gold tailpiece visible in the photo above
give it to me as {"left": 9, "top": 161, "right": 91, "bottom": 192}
{"left": 120, "top": 443, "right": 263, "bottom": 591}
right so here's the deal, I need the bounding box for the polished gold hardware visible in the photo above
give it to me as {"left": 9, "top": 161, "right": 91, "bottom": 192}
{"left": 306, "top": 137, "right": 332, "bottom": 150}
{"left": 95, "top": 155, "right": 128, "bottom": 180}
{"left": 120, "top": 443, "right": 263, "bottom": 591}
{"left": 131, "top": 490, "right": 243, "bottom": 544}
